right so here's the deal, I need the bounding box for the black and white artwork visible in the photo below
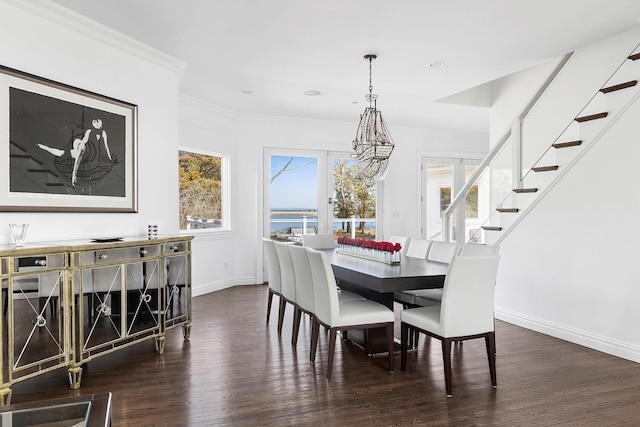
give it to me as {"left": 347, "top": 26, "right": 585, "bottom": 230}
{"left": 0, "top": 65, "right": 137, "bottom": 212}
{"left": 10, "top": 88, "right": 125, "bottom": 195}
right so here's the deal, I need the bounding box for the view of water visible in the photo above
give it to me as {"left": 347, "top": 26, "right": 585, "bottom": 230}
{"left": 270, "top": 209, "right": 375, "bottom": 233}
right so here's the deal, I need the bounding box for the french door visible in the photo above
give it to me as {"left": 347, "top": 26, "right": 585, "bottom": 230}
{"left": 421, "top": 157, "right": 480, "bottom": 242}
{"left": 263, "top": 148, "right": 378, "bottom": 241}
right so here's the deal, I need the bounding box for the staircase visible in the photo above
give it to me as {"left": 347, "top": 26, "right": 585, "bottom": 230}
{"left": 444, "top": 44, "right": 640, "bottom": 246}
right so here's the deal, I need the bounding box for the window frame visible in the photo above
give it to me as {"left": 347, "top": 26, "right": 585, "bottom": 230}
{"left": 178, "top": 146, "right": 230, "bottom": 234}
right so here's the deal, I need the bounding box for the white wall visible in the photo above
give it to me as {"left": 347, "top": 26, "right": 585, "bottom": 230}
{"left": 181, "top": 106, "right": 487, "bottom": 293}
{"left": 384, "top": 127, "right": 486, "bottom": 241}
{"left": 0, "top": 1, "right": 489, "bottom": 303}
{"left": 519, "top": 28, "right": 640, "bottom": 170}
{"left": 491, "top": 27, "right": 640, "bottom": 362}
{"left": 0, "top": 1, "right": 184, "bottom": 242}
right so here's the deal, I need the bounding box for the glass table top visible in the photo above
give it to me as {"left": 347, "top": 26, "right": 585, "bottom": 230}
{"left": 0, "top": 392, "right": 111, "bottom": 427}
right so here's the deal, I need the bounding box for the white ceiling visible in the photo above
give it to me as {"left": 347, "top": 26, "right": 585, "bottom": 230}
{"left": 48, "top": 0, "right": 640, "bottom": 133}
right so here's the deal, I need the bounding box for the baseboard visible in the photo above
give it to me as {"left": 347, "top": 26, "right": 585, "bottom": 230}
{"left": 495, "top": 307, "right": 640, "bottom": 363}
{"left": 192, "top": 276, "right": 256, "bottom": 297}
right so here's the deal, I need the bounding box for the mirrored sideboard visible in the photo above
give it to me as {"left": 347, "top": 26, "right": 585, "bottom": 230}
{"left": 0, "top": 235, "right": 193, "bottom": 405}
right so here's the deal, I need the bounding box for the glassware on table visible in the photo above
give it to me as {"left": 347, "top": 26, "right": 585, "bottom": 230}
{"left": 9, "top": 223, "right": 29, "bottom": 247}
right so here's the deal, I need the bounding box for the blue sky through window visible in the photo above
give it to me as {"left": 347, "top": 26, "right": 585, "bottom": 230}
{"left": 270, "top": 155, "right": 318, "bottom": 210}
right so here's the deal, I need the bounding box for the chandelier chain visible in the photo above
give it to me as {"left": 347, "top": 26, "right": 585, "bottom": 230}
{"left": 368, "top": 56, "right": 373, "bottom": 98}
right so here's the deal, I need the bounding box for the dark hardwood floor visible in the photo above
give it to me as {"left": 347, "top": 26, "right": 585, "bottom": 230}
{"left": 8, "top": 285, "right": 640, "bottom": 426}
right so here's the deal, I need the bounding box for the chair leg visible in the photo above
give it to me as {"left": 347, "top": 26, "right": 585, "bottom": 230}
{"left": 442, "top": 338, "right": 453, "bottom": 397}
{"left": 327, "top": 328, "right": 337, "bottom": 380}
{"left": 400, "top": 322, "right": 408, "bottom": 371}
{"left": 277, "top": 299, "right": 286, "bottom": 335}
{"left": 485, "top": 332, "right": 497, "bottom": 388}
{"left": 310, "top": 318, "right": 320, "bottom": 361}
{"left": 292, "top": 306, "right": 302, "bottom": 346}
{"left": 266, "top": 290, "right": 274, "bottom": 323}
{"left": 386, "top": 322, "right": 395, "bottom": 373}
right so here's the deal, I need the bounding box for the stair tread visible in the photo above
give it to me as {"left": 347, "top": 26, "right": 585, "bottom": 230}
{"left": 532, "top": 165, "right": 559, "bottom": 172}
{"left": 575, "top": 112, "right": 608, "bottom": 122}
{"left": 466, "top": 58, "right": 640, "bottom": 241}
{"left": 600, "top": 80, "right": 638, "bottom": 93}
{"left": 553, "top": 140, "right": 583, "bottom": 149}
{"left": 513, "top": 188, "right": 538, "bottom": 193}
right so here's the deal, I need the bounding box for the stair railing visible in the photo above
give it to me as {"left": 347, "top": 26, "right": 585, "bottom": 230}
{"left": 444, "top": 44, "right": 640, "bottom": 245}
{"left": 483, "top": 54, "right": 640, "bottom": 245}
{"left": 441, "top": 128, "right": 511, "bottom": 243}
{"left": 442, "top": 53, "right": 573, "bottom": 243}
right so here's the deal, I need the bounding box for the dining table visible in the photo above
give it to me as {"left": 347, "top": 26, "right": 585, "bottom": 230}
{"left": 322, "top": 249, "right": 448, "bottom": 354}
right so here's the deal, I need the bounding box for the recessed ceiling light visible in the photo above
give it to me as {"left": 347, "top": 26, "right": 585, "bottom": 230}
{"left": 428, "top": 61, "right": 445, "bottom": 68}
{"left": 304, "top": 90, "right": 322, "bottom": 96}
{"left": 242, "top": 90, "right": 253, "bottom": 94}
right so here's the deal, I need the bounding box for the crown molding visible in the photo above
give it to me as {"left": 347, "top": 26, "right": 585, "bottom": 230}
{"left": 179, "top": 93, "right": 239, "bottom": 121}
{"left": 3, "top": 0, "right": 187, "bottom": 80}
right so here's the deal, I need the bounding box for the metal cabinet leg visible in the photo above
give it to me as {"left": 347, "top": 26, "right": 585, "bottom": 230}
{"left": 0, "top": 388, "right": 12, "bottom": 406}
{"left": 182, "top": 322, "right": 191, "bottom": 341}
{"left": 155, "top": 335, "right": 165, "bottom": 354}
{"left": 68, "top": 366, "right": 83, "bottom": 390}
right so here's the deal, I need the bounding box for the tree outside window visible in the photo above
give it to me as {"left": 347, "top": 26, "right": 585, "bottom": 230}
{"left": 333, "top": 160, "right": 376, "bottom": 238}
{"left": 179, "top": 150, "right": 224, "bottom": 230}
{"left": 440, "top": 185, "right": 478, "bottom": 218}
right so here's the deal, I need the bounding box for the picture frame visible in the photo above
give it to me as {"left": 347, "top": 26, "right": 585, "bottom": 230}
{"left": 0, "top": 65, "right": 137, "bottom": 212}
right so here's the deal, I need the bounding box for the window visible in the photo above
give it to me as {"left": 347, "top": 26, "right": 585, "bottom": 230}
{"left": 465, "top": 185, "right": 479, "bottom": 219}
{"left": 263, "top": 149, "right": 378, "bottom": 243}
{"left": 439, "top": 186, "right": 452, "bottom": 213}
{"left": 179, "top": 148, "right": 227, "bottom": 231}
{"left": 440, "top": 185, "right": 478, "bottom": 218}
{"left": 332, "top": 157, "right": 377, "bottom": 240}
{"left": 422, "top": 157, "right": 481, "bottom": 241}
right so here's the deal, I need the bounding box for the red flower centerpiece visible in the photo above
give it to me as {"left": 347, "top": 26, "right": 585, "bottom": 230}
{"left": 336, "top": 237, "right": 402, "bottom": 265}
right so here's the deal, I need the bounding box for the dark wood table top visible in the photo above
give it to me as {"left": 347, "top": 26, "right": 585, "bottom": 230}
{"left": 322, "top": 249, "right": 448, "bottom": 294}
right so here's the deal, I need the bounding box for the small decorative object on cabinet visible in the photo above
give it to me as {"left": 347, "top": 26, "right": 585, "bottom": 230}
{"left": 0, "top": 235, "right": 193, "bottom": 405}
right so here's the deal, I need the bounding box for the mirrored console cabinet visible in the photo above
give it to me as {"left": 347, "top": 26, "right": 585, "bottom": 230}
{"left": 0, "top": 236, "right": 193, "bottom": 405}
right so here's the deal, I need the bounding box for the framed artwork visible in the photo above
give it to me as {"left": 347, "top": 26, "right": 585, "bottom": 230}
{"left": 0, "top": 65, "right": 137, "bottom": 212}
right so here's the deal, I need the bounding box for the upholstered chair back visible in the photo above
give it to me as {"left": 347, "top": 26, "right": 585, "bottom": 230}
{"left": 440, "top": 255, "right": 501, "bottom": 337}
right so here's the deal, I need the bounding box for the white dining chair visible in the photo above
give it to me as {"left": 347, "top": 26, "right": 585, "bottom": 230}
{"left": 303, "top": 233, "right": 365, "bottom": 303}
{"left": 302, "top": 233, "right": 335, "bottom": 249}
{"left": 401, "top": 241, "right": 458, "bottom": 308}
{"left": 426, "top": 240, "right": 458, "bottom": 264}
{"left": 288, "top": 244, "right": 316, "bottom": 346}
{"left": 388, "top": 235, "right": 411, "bottom": 256}
{"left": 273, "top": 241, "right": 297, "bottom": 335}
{"left": 405, "top": 239, "right": 432, "bottom": 259}
{"left": 394, "top": 239, "right": 435, "bottom": 308}
{"left": 306, "top": 247, "right": 395, "bottom": 379}
{"left": 400, "top": 254, "right": 501, "bottom": 397}
{"left": 411, "top": 243, "right": 499, "bottom": 307}
{"left": 459, "top": 243, "right": 500, "bottom": 257}
{"left": 262, "top": 238, "right": 283, "bottom": 324}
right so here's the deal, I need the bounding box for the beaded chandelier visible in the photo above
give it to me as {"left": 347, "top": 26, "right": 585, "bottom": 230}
{"left": 351, "top": 54, "right": 394, "bottom": 181}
